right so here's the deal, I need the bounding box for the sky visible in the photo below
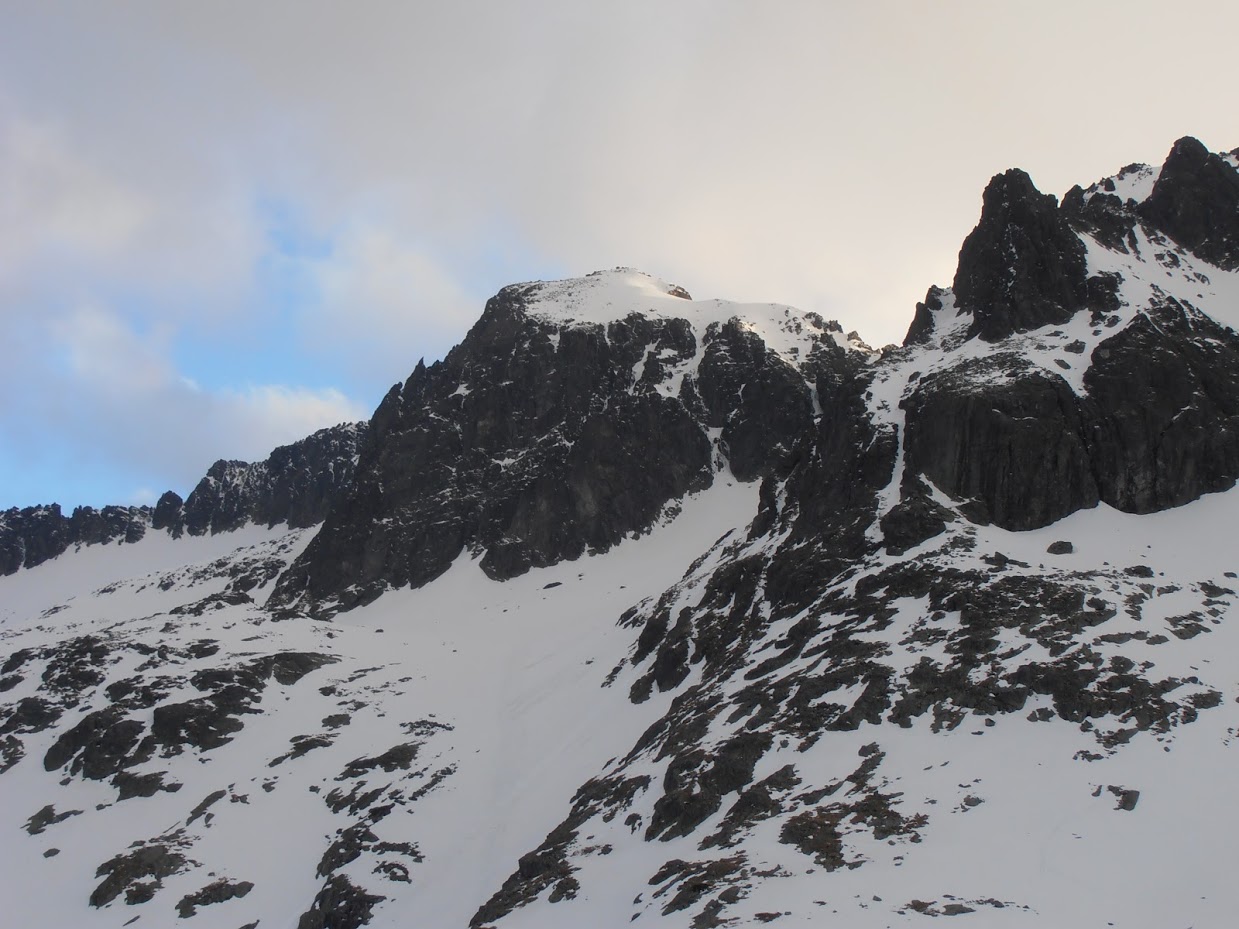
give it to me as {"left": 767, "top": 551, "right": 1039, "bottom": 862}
{"left": 1, "top": 1, "right": 1236, "bottom": 509}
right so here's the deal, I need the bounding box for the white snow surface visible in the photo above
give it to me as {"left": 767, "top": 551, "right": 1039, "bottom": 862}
{"left": 20, "top": 482, "right": 1239, "bottom": 928}
{"left": 516, "top": 267, "right": 873, "bottom": 360}
{"left": 1081, "top": 162, "right": 1160, "bottom": 205}
{"left": 0, "top": 524, "right": 297, "bottom": 632}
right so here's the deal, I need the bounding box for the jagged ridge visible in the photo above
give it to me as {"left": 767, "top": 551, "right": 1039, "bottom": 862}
{"left": 0, "top": 422, "right": 366, "bottom": 576}
{"left": 271, "top": 270, "right": 873, "bottom": 615}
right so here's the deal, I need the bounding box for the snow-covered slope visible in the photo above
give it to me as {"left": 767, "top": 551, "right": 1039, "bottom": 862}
{"left": 518, "top": 267, "right": 872, "bottom": 357}
{"left": 0, "top": 481, "right": 760, "bottom": 928}
{"left": 3, "top": 136, "right": 1239, "bottom": 929}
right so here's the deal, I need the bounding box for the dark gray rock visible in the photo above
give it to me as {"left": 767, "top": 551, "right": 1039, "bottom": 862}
{"left": 112, "top": 771, "right": 179, "bottom": 801}
{"left": 68, "top": 505, "right": 147, "bottom": 546}
{"left": 903, "top": 286, "right": 948, "bottom": 346}
{"left": 901, "top": 275, "right": 1239, "bottom": 531}
{"left": 90, "top": 840, "right": 189, "bottom": 907}
{"left": 152, "top": 491, "right": 184, "bottom": 537}
{"left": 1139, "top": 136, "right": 1239, "bottom": 270}
{"left": 181, "top": 422, "right": 367, "bottom": 536}
{"left": 953, "top": 169, "right": 1088, "bottom": 342}
{"left": 1, "top": 423, "right": 364, "bottom": 573}
{"left": 646, "top": 732, "right": 772, "bottom": 841}
{"left": 0, "top": 505, "right": 72, "bottom": 575}
{"left": 694, "top": 319, "right": 816, "bottom": 481}
{"left": 1, "top": 696, "right": 63, "bottom": 734}
{"left": 1108, "top": 786, "right": 1140, "bottom": 811}
{"left": 1083, "top": 297, "right": 1239, "bottom": 512}
{"left": 297, "top": 874, "right": 385, "bottom": 929}
{"left": 24, "top": 803, "right": 82, "bottom": 835}
{"left": 176, "top": 879, "right": 254, "bottom": 918}
{"left": 43, "top": 706, "right": 151, "bottom": 779}
{"left": 1061, "top": 183, "right": 1140, "bottom": 254}
{"left": 273, "top": 283, "right": 855, "bottom": 614}
{"left": 0, "top": 504, "right": 147, "bottom": 576}
{"left": 902, "top": 355, "right": 1098, "bottom": 530}
{"left": 880, "top": 474, "right": 955, "bottom": 554}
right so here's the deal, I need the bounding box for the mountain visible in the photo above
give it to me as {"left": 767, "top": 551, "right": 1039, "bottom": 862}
{"left": 0, "top": 422, "right": 367, "bottom": 575}
{"left": 2, "top": 136, "right": 1238, "bottom": 929}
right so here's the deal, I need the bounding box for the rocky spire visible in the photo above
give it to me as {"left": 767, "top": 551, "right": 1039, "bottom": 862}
{"left": 952, "top": 168, "right": 1089, "bottom": 342}
{"left": 1138, "top": 135, "right": 1239, "bottom": 270}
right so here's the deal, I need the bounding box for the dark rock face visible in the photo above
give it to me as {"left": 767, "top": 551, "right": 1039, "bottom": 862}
{"left": 903, "top": 286, "right": 947, "bottom": 346}
{"left": 646, "top": 731, "right": 772, "bottom": 841}
{"left": 90, "top": 840, "right": 190, "bottom": 908}
{"left": 43, "top": 706, "right": 150, "bottom": 780}
{"left": 953, "top": 169, "right": 1089, "bottom": 342}
{"left": 693, "top": 319, "right": 816, "bottom": 481}
{"left": 1083, "top": 298, "right": 1239, "bottom": 511}
{"left": 900, "top": 293, "right": 1239, "bottom": 531}
{"left": 39, "top": 651, "right": 337, "bottom": 787}
{"left": 0, "top": 504, "right": 148, "bottom": 576}
{"left": 1139, "top": 136, "right": 1239, "bottom": 270}
{"left": 179, "top": 422, "right": 368, "bottom": 536}
{"left": 1061, "top": 186, "right": 1140, "bottom": 254}
{"left": 152, "top": 491, "right": 184, "bottom": 536}
{"left": 902, "top": 356, "right": 1098, "bottom": 529}
{"left": 879, "top": 473, "right": 956, "bottom": 555}
{"left": 69, "top": 505, "right": 147, "bottom": 546}
{"left": 273, "top": 283, "right": 854, "bottom": 613}
{"left": 898, "top": 141, "right": 1239, "bottom": 532}
{"left": 778, "top": 367, "right": 897, "bottom": 560}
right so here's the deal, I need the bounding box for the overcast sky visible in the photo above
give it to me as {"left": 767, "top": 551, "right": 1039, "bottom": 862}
{"left": 2, "top": 1, "right": 1236, "bottom": 509}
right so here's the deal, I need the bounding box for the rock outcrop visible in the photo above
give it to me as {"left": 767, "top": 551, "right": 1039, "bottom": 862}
{"left": 1138, "top": 136, "right": 1239, "bottom": 270}
{"left": 1084, "top": 296, "right": 1239, "bottom": 512}
{"left": 952, "top": 168, "right": 1089, "bottom": 342}
{"left": 175, "top": 422, "right": 367, "bottom": 537}
{"left": 0, "top": 505, "right": 148, "bottom": 576}
{"left": 0, "top": 423, "right": 366, "bottom": 575}
{"left": 271, "top": 272, "right": 868, "bottom": 614}
{"left": 895, "top": 137, "right": 1239, "bottom": 532}
{"left": 902, "top": 356, "right": 1098, "bottom": 530}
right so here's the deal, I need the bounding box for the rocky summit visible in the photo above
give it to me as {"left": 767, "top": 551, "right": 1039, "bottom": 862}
{"left": 2, "top": 137, "right": 1239, "bottom": 929}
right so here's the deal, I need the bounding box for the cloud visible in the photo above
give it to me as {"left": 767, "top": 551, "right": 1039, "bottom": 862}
{"left": 0, "top": 302, "right": 365, "bottom": 507}
{"left": 0, "top": 117, "right": 151, "bottom": 277}
{"left": 296, "top": 222, "right": 484, "bottom": 375}
{"left": 50, "top": 304, "right": 173, "bottom": 394}
{"left": 216, "top": 383, "right": 366, "bottom": 459}
{"left": 55, "top": 302, "right": 367, "bottom": 476}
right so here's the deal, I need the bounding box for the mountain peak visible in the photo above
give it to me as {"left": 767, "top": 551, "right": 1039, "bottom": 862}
{"left": 495, "top": 268, "right": 869, "bottom": 364}
{"left": 952, "top": 166, "right": 1088, "bottom": 341}
{"left": 1138, "top": 134, "right": 1239, "bottom": 269}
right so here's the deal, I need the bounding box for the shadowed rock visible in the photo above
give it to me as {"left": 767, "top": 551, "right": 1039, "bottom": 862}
{"left": 1139, "top": 136, "right": 1239, "bottom": 270}
{"left": 953, "top": 169, "right": 1088, "bottom": 342}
